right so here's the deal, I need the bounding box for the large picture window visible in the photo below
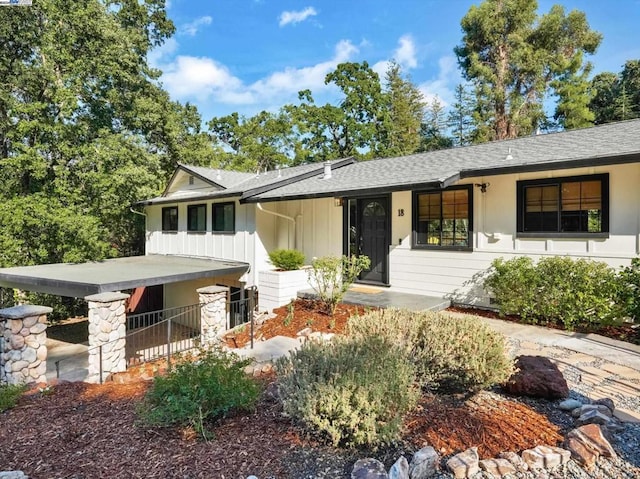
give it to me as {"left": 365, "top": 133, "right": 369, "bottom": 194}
{"left": 212, "top": 202, "right": 235, "bottom": 233}
{"left": 413, "top": 185, "right": 472, "bottom": 250}
{"left": 517, "top": 174, "right": 609, "bottom": 235}
{"left": 187, "top": 204, "right": 207, "bottom": 232}
{"left": 161, "top": 206, "right": 178, "bottom": 232}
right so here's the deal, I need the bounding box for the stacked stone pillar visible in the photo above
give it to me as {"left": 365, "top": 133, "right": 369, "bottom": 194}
{"left": 0, "top": 305, "right": 51, "bottom": 385}
{"left": 197, "top": 285, "right": 229, "bottom": 345}
{"left": 85, "top": 292, "right": 129, "bottom": 382}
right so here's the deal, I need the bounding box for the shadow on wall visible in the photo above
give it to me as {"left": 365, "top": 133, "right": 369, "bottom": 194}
{"left": 445, "top": 268, "right": 494, "bottom": 308}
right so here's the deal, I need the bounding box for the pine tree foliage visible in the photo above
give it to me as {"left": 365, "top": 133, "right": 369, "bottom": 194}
{"left": 455, "top": 0, "right": 601, "bottom": 140}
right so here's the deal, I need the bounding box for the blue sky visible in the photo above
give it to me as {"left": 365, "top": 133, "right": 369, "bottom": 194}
{"left": 151, "top": 0, "right": 640, "bottom": 122}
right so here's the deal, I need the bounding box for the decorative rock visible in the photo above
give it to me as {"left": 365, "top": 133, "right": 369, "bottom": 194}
{"left": 246, "top": 476, "right": 258, "bottom": 479}
{"left": 566, "top": 424, "right": 617, "bottom": 458}
{"left": 0, "top": 472, "right": 29, "bottom": 479}
{"left": 521, "top": 445, "right": 570, "bottom": 470}
{"left": 22, "top": 315, "right": 38, "bottom": 328}
{"left": 446, "top": 447, "right": 479, "bottom": 479}
{"left": 592, "top": 398, "right": 615, "bottom": 412}
{"left": 478, "top": 458, "right": 516, "bottom": 477}
{"left": 409, "top": 446, "right": 439, "bottom": 479}
{"left": 579, "top": 404, "right": 613, "bottom": 417}
{"left": 558, "top": 399, "right": 583, "bottom": 411}
{"left": 576, "top": 409, "right": 614, "bottom": 427}
{"left": 572, "top": 407, "right": 584, "bottom": 418}
{"left": 388, "top": 456, "right": 409, "bottom": 479}
{"left": 21, "top": 347, "right": 37, "bottom": 364}
{"left": 566, "top": 437, "right": 598, "bottom": 471}
{"left": 351, "top": 458, "right": 389, "bottom": 479}
{"left": 503, "top": 356, "right": 569, "bottom": 399}
{"left": 497, "top": 452, "right": 528, "bottom": 472}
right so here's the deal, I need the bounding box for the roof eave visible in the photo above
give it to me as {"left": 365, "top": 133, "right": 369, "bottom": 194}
{"left": 460, "top": 151, "right": 640, "bottom": 179}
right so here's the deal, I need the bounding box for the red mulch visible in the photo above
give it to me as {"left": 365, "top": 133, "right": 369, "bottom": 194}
{"left": 404, "top": 393, "right": 563, "bottom": 459}
{"left": 224, "top": 299, "right": 369, "bottom": 348}
{"left": 448, "top": 306, "right": 640, "bottom": 345}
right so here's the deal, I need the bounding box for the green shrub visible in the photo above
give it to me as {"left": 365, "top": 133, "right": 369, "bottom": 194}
{"left": 308, "top": 255, "right": 371, "bottom": 314}
{"left": 0, "top": 383, "right": 26, "bottom": 412}
{"left": 268, "top": 249, "right": 305, "bottom": 270}
{"left": 137, "top": 348, "right": 260, "bottom": 439}
{"left": 349, "top": 309, "right": 514, "bottom": 394}
{"left": 618, "top": 257, "right": 640, "bottom": 321}
{"left": 276, "top": 335, "right": 418, "bottom": 448}
{"left": 484, "top": 256, "right": 621, "bottom": 329}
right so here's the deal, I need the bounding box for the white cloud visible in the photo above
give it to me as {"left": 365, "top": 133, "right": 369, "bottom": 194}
{"left": 161, "top": 56, "right": 253, "bottom": 104}
{"left": 394, "top": 35, "right": 418, "bottom": 70}
{"left": 251, "top": 40, "right": 358, "bottom": 97}
{"left": 418, "top": 55, "right": 460, "bottom": 106}
{"left": 156, "top": 40, "right": 358, "bottom": 108}
{"left": 181, "top": 15, "right": 212, "bottom": 36}
{"left": 278, "top": 7, "right": 317, "bottom": 27}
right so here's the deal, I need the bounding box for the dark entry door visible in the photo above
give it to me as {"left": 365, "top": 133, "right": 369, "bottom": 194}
{"left": 358, "top": 197, "right": 388, "bottom": 284}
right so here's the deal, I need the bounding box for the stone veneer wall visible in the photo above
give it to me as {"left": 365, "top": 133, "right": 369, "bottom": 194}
{"left": 0, "top": 305, "right": 52, "bottom": 385}
{"left": 197, "top": 285, "right": 229, "bottom": 344}
{"left": 85, "top": 292, "right": 129, "bottom": 382}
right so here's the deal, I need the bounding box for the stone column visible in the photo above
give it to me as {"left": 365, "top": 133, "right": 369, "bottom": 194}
{"left": 197, "top": 285, "right": 229, "bottom": 345}
{"left": 0, "top": 305, "right": 51, "bottom": 385}
{"left": 85, "top": 292, "right": 129, "bottom": 382}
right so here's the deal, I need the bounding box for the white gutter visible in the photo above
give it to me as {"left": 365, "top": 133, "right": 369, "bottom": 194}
{"left": 256, "top": 202, "right": 297, "bottom": 249}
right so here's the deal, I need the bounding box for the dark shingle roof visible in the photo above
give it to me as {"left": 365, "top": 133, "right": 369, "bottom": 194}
{"left": 246, "top": 119, "right": 640, "bottom": 202}
{"left": 140, "top": 158, "right": 354, "bottom": 205}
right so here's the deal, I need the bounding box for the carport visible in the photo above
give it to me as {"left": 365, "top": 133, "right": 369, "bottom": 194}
{"left": 0, "top": 255, "right": 250, "bottom": 384}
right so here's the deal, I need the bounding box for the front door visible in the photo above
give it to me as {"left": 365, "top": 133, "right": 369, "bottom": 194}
{"left": 346, "top": 197, "right": 389, "bottom": 284}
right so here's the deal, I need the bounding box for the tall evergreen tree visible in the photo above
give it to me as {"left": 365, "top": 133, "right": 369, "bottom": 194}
{"left": 419, "top": 98, "right": 453, "bottom": 151}
{"left": 447, "top": 84, "right": 476, "bottom": 146}
{"left": 380, "top": 62, "right": 425, "bottom": 157}
{"left": 455, "top": 0, "right": 601, "bottom": 140}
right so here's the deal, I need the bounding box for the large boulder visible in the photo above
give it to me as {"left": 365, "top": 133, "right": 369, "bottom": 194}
{"left": 351, "top": 458, "right": 389, "bottom": 479}
{"left": 503, "top": 355, "right": 569, "bottom": 399}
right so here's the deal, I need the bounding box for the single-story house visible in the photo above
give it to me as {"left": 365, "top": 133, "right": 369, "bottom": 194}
{"left": 137, "top": 119, "right": 640, "bottom": 311}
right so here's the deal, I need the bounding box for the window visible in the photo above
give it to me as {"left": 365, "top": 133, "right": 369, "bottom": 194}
{"left": 413, "top": 185, "right": 473, "bottom": 250}
{"left": 161, "top": 206, "right": 178, "bottom": 231}
{"left": 212, "top": 202, "right": 235, "bottom": 232}
{"left": 517, "top": 174, "right": 609, "bottom": 235}
{"left": 187, "top": 204, "right": 207, "bottom": 232}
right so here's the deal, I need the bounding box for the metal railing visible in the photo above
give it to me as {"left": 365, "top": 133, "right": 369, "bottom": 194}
{"left": 53, "top": 290, "right": 259, "bottom": 383}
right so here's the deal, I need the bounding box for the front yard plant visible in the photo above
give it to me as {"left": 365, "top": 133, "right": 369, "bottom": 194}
{"left": 484, "top": 256, "right": 621, "bottom": 329}
{"left": 137, "top": 348, "right": 260, "bottom": 439}
{"left": 0, "top": 383, "right": 26, "bottom": 412}
{"left": 276, "top": 334, "right": 418, "bottom": 448}
{"left": 268, "top": 248, "right": 305, "bottom": 271}
{"left": 308, "top": 254, "right": 371, "bottom": 314}
{"left": 349, "top": 309, "right": 513, "bottom": 393}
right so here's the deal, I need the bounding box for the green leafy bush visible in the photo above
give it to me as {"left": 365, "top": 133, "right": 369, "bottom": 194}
{"left": 349, "top": 309, "right": 513, "bottom": 393}
{"left": 308, "top": 255, "right": 371, "bottom": 314}
{"left": 484, "top": 256, "right": 621, "bottom": 329}
{"left": 137, "top": 348, "right": 260, "bottom": 439}
{"left": 0, "top": 383, "right": 26, "bottom": 412}
{"left": 618, "top": 257, "right": 640, "bottom": 321}
{"left": 276, "top": 335, "right": 418, "bottom": 448}
{"left": 268, "top": 249, "right": 305, "bottom": 270}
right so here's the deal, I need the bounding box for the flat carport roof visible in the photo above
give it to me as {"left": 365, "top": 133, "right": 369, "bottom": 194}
{"left": 0, "top": 255, "right": 250, "bottom": 298}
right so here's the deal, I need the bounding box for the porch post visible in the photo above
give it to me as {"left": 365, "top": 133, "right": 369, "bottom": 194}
{"left": 84, "top": 292, "right": 129, "bottom": 382}
{"left": 0, "top": 305, "right": 52, "bottom": 385}
{"left": 196, "top": 285, "right": 229, "bottom": 346}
